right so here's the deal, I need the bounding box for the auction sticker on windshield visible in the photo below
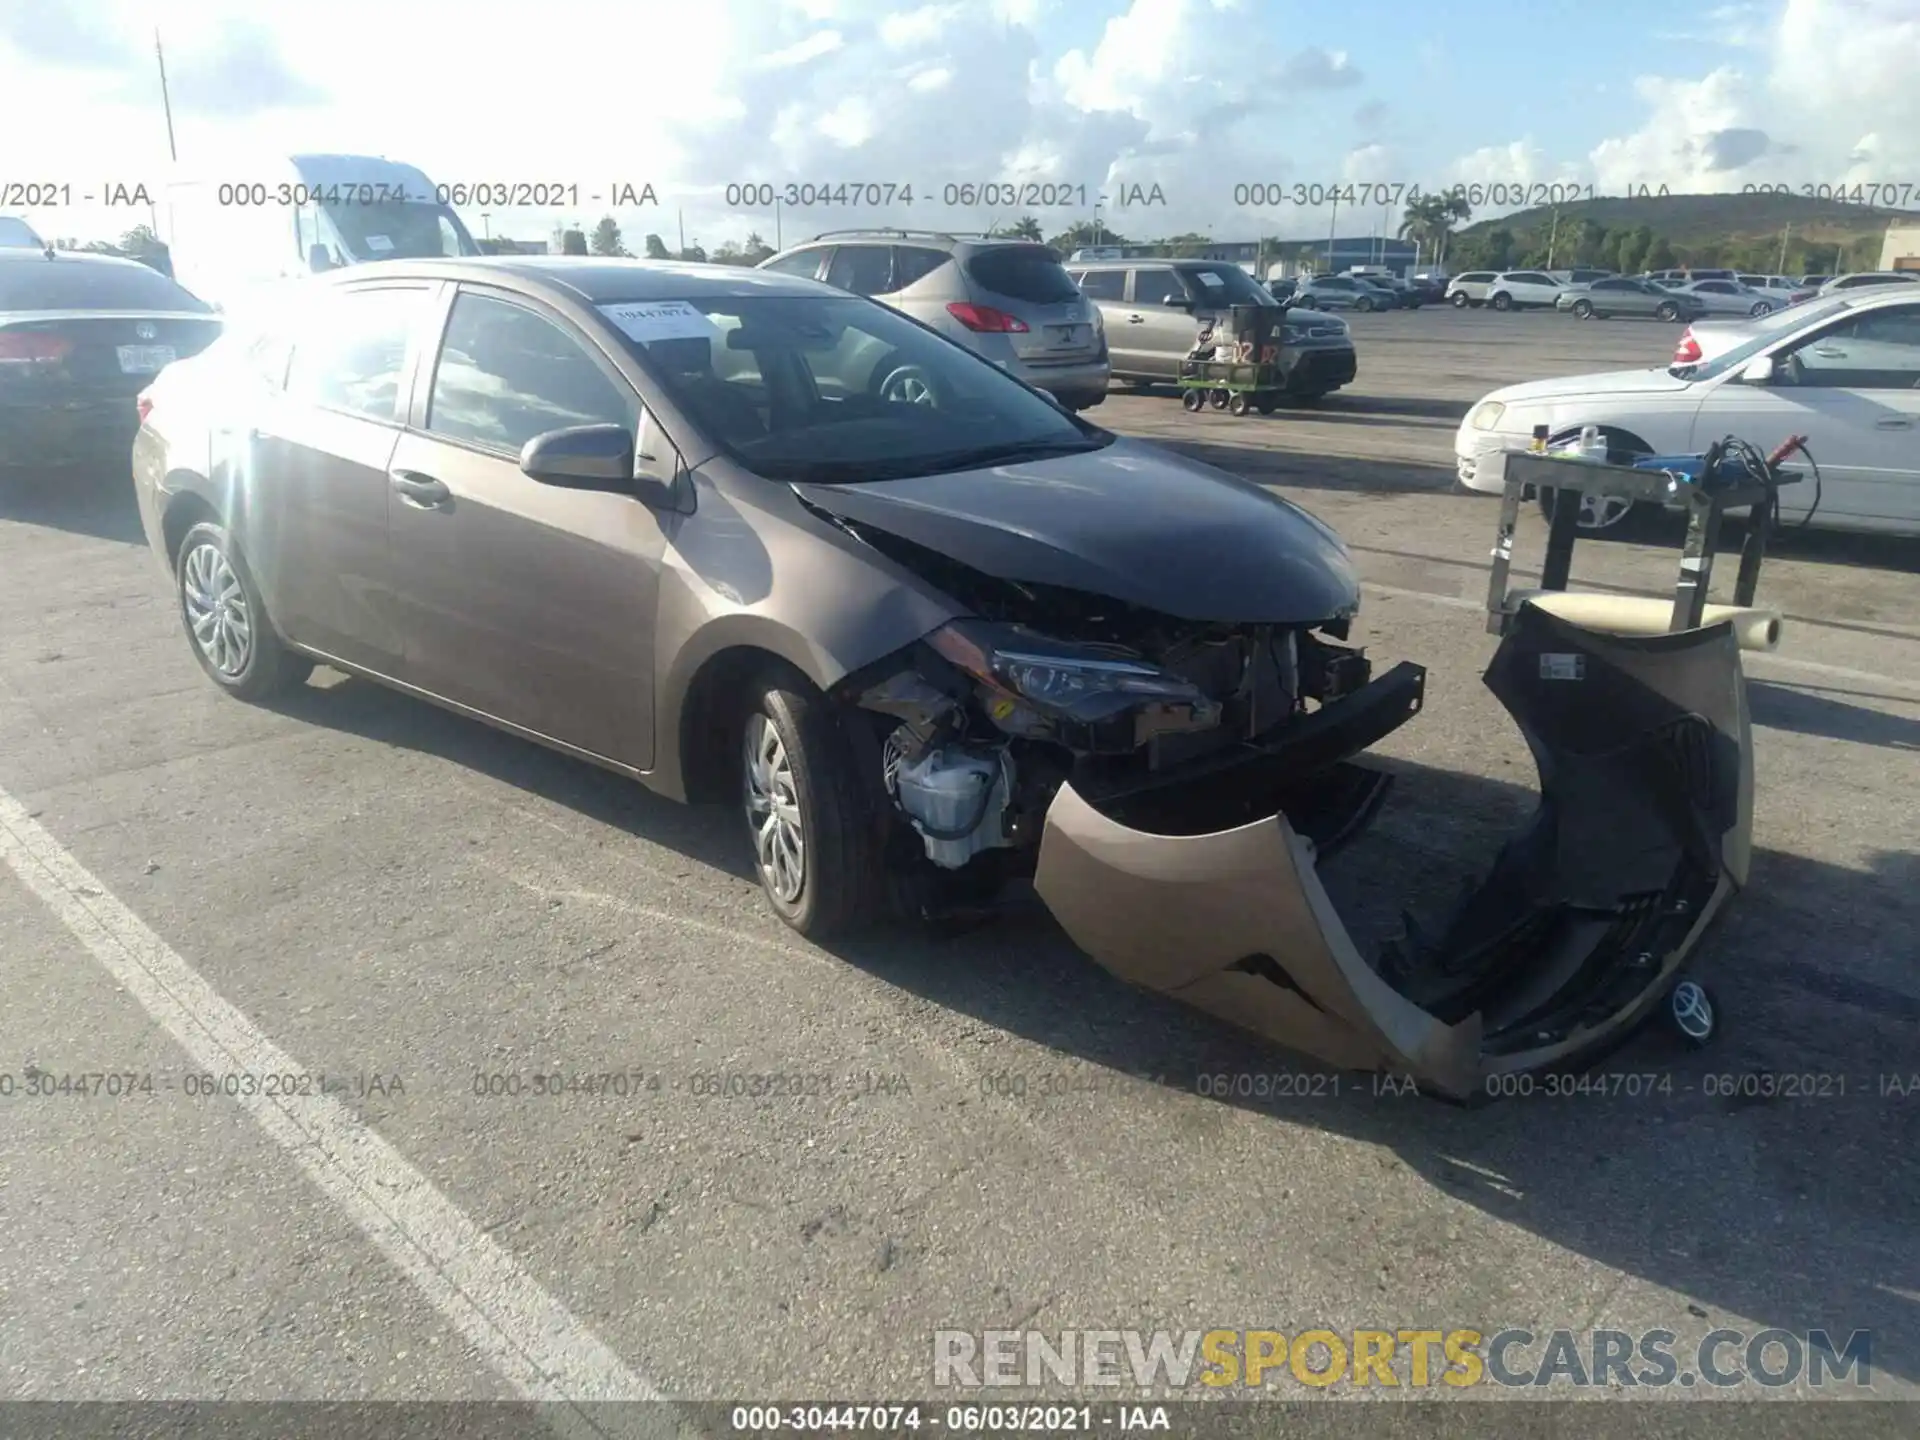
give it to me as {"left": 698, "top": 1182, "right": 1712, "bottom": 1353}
{"left": 600, "top": 300, "right": 717, "bottom": 343}
{"left": 364, "top": 234, "right": 394, "bottom": 253}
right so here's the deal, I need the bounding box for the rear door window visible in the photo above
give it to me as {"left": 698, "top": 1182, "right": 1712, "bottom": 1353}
{"left": 1129, "top": 268, "right": 1183, "bottom": 306}
{"left": 761, "top": 249, "right": 827, "bottom": 280}
{"left": 1077, "top": 269, "right": 1125, "bottom": 300}
{"left": 824, "top": 245, "right": 895, "bottom": 296}
{"left": 890, "top": 246, "right": 950, "bottom": 291}
{"left": 965, "top": 246, "right": 1080, "bottom": 304}
{"left": 284, "top": 285, "right": 431, "bottom": 423}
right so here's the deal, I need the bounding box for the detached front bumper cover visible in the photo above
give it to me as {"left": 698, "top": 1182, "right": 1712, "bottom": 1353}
{"left": 1033, "top": 602, "right": 1752, "bottom": 1100}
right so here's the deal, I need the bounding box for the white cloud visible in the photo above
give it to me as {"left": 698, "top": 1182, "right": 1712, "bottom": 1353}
{"left": 1453, "top": 0, "right": 1920, "bottom": 215}
{"left": 754, "top": 31, "right": 846, "bottom": 69}
{"left": 879, "top": 5, "right": 964, "bottom": 48}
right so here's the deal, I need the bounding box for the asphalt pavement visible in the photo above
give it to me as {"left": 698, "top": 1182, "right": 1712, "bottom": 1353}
{"left": 1, "top": 306, "right": 1915, "bottom": 1420}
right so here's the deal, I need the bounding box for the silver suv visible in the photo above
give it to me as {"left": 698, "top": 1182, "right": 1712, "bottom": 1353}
{"left": 1067, "top": 258, "right": 1358, "bottom": 400}
{"left": 759, "top": 230, "right": 1109, "bottom": 411}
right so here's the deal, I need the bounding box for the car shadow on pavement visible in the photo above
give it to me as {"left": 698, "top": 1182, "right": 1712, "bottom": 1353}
{"left": 1748, "top": 680, "right": 1920, "bottom": 751}
{"left": 1157, "top": 439, "right": 1454, "bottom": 496}
{"left": 0, "top": 466, "right": 146, "bottom": 547}
{"left": 268, "top": 665, "right": 1918, "bottom": 1385}
{"left": 266, "top": 674, "right": 761, "bottom": 884}
{"left": 1763, "top": 523, "right": 1920, "bottom": 577}
{"left": 818, "top": 755, "right": 1920, "bottom": 1387}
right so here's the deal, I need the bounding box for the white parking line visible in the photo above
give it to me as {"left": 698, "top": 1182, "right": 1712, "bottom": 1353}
{"left": 1365, "top": 581, "right": 1920, "bottom": 694}
{"left": 0, "top": 786, "right": 674, "bottom": 1439}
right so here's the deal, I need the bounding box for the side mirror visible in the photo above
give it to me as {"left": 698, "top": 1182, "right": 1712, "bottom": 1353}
{"left": 1161, "top": 293, "right": 1192, "bottom": 309}
{"left": 1738, "top": 356, "right": 1777, "bottom": 385}
{"left": 307, "top": 244, "right": 335, "bottom": 274}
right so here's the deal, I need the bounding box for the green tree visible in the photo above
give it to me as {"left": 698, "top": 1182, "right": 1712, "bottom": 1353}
{"left": 590, "top": 215, "right": 626, "bottom": 256}
{"left": 560, "top": 228, "right": 589, "bottom": 256}
{"left": 1009, "top": 215, "right": 1044, "bottom": 241}
{"left": 643, "top": 233, "right": 672, "bottom": 260}
{"left": 678, "top": 242, "right": 708, "bottom": 263}
{"left": 741, "top": 231, "right": 775, "bottom": 264}
{"left": 1645, "top": 236, "right": 1678, "bottom": 270}
{"left": 1044, "top": 221, "right": 1130, "bottom": 253}
{"left": 1616, "top": 224, "right": 1654, "bottom": 274}
{"left": 1482, "top": 226, "right": 1516, "bottom": 269}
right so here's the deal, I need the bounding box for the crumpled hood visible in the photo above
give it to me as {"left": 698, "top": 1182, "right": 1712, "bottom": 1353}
{"left": 1483, "top": 367, "right": 1697, "bottom": 409}
{"left": 794, "top": 437, "right": 1361, "bottom": 625}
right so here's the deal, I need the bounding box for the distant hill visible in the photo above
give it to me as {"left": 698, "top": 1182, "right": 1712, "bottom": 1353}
{"left": 1457, "top": 191, "right": 1914, "bottom": 248}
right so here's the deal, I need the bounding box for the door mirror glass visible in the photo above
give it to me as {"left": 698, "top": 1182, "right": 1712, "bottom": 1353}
{"left": 520, "top": 423, "right": 635, "bottom": 489}
{"left": 1739, "top": 356, "right": 1776, "bottom": 384}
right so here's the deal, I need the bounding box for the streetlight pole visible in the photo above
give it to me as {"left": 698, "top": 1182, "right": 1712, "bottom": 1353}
{"left": 480, "top": 212, "right": 491, "bottom": 240}
{"left": 155, "top": 31, "right": 178, "bottom": 163}
{"left": 1326, "top": 192, "right": 1339, "bottom": 272}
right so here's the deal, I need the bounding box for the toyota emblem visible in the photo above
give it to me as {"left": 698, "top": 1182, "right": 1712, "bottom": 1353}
{"left": 1669, "top": 980, "right": 1714, "bottom": 1040}
{"left": 135, "top": 321, "right": 157, "bottom": 340}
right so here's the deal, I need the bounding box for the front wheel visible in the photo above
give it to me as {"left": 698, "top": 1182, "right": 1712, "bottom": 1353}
{"left": 175, "top": 521, "right": 312, "bottom": 701}
{"left": 1450, "top": 291, "right": 1470, "bottom": 308}
{"left": 740, "top": 671, "right": 886, "bottom": 939}
{"left": 1490, "top": 292, "right": 1513, "bottom": 311}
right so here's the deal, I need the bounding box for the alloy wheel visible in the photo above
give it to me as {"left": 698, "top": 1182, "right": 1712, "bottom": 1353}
{"left": 743, "top": 713, "right": 806, "bottom": 905}
{"left": 181, "top": 541, "right": 253, "bottom": 677}
{"left": 880, "top": 367, "right": 937, "bottom": 406}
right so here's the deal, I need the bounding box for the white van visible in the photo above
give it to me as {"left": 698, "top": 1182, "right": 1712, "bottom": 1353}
{"left": 159, "top": 153, "right": 480, "bottom": 316}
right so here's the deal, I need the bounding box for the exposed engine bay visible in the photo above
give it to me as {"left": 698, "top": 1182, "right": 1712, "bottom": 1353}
{"left": 837, "top": 536, "right": 1382, "bottom": 878}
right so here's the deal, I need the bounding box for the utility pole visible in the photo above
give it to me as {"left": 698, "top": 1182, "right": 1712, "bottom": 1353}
{"left": 678, "top": 209, "right": 685, "bottom": 254}
{"left": 1326, "top": 192, "right": 1340, "bottom": 271}
{"left": 1546, "top": 208, "right": 1561, "bottom": 269}
{"left": 480, "top": 212, "right": 491, "bottom": 240}
{"left": 155, "top": 31, "right": 178, "bottom": 162}
{"left": 1776, "top": 223, "right": 1790, "bottom": 274}
{"left": 775, "top": 198, "right": 782, "bottom": 251}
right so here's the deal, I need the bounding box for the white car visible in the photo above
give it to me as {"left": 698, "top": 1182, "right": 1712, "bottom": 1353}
{"left": 1454, "top": 286, "right": 1920, "bottom": 534}
{"left": 1817, "top": 271, "right": 1920, "bottom": 297}
{"left": 1675, "top": 278, "right": 1780, "bottom": 318}
{"left": 1738, "top": 273, "right": 1799, "bottom": 299}
{"left": 1671, "top": 300, "right": 1829, "bottom": 370}
{"left": 1484, "top": 270, "right": 1565, "bottom": 311}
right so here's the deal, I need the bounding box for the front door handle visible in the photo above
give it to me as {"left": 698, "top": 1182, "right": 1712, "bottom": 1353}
{"left": 1875, "top": 417, "right": 1913, "bottom": 430}
{"left": 1126, "top": 313, "right": 1146, "bottom": 324}
{"left": 390, "top": 470, "right": 450, "bottom": 507}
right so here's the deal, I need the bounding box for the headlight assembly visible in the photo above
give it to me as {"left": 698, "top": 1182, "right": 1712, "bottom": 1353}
{"left": 926, "top": 621, "right": 1222, "bottom": 734}
{"left": 1470, "top": 401, "right": 1507, "bottom": 431}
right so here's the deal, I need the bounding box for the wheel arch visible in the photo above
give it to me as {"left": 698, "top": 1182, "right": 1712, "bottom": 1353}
{"left": 159, "top": 483, "right": 223, "bottom": 574}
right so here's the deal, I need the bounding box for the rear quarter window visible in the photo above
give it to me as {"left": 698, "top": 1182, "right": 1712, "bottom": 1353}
{"left": 965, "top": 246, "right": 1080, "bottom": 304}
{"left": 0, "top": 256, "right": 210, "bottom": 312}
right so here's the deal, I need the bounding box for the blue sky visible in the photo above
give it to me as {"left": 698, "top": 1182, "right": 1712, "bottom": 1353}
{"left": 2, "top": 0, "right": 1913, "bottom": 245}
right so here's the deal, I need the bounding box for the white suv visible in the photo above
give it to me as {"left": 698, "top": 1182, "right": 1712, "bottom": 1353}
{"left": 1484, "top": 271, "right": 1565, "bottom": 311}
{"left": 1446, "top": 271, "right": 1499, "bottom": 307}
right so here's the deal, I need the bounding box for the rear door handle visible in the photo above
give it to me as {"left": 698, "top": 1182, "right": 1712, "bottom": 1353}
{"left": 390, "top": 470, "right": 450, "bottom": 507}
{"left": 1126, "top": 313, "right": 1146, "bottom": 323}
{"left": 1875, "top": 417, "right": 1913, "bottom": 429}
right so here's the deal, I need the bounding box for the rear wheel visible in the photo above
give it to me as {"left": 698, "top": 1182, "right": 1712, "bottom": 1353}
{"left": 1571, "top": 299, "right": 1594, "bottom": 319}
{"left": 739, "top": 669, "right": 886, "bottom": 939}
{"left": 1228, "top": 392, "right": 1251, "bottom": 416}
{"left": 1181, "top": 388, "right": 1205, "bottom": 411}
{"left": 1354, "top": 295, "right": 1375, "bottom": 312}
{"left": 1490, "top": 292, "right": 1513, "bottom": 311}
{"left": 1749, "top": 301, "right": 1771, "bottom": 317}
{"left": 1656, "top": 301, "right": 1680, "bottom": 322}
{"left": 175, "top": 521, "right": 313, "bottom": 701}
{"left": 1255, "top": 395, "right": 1278, "bottom": 415}
{"left": 1209, "top": 389, "right": 1231, "bottom": 410}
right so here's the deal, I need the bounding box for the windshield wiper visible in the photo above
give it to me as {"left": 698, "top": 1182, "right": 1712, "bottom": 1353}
{"left": 908, "top": 436, "right": 1108, "bottom": 473}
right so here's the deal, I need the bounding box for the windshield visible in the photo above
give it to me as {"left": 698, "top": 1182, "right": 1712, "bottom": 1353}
{"left": 322, "top": 200, "right": 479, "bottom": 261}
{"left": 1678, "top": 298, "right": 1853, "bottom": 379}
{"left": 1184, "top": 264, "right": 1278, "bottom": 306}
{"left": 599, "top": 293, "right": 1110, "bottom": 483}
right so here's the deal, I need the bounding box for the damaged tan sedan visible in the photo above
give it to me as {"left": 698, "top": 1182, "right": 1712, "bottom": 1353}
{"left": 133, "top": 258, "right": 1750, "bottom": 1099}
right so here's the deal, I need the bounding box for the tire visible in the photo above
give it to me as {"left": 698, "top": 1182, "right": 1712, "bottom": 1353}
{"left": 1534, "top": 427, "right": 1653, "bottom": 534}
{"left": 1255, "top": 396, "right": 1277, "bottom": 415}
{"left": 1571, "top": 299, "right": 1594, "bottom": 319}
{"left": 1490, "top": 292, "right": 1513, "bottom": 311}
{"left": 1656, "top": 302, "right": 1679, "bottom": 322}
{"left": 1209, "top": 389, "right": 1231, "bottom": 410}
{"left": 1228, "top": 392, "right": 1251, "bottom": 415}
{"left": 739, "top": 668, "right": 887, "bottom": 939}
{"left": 174, "top": 520, "right": 313, "bottom": 701}
{"left": 1181, "top": 388, "right": 1205, "bottom": 411}
{"left": 1354, "top": 296, "right": 1374, "bottom": 312}
{"left": 1749, "top": 301, "right": 1771, "bottom": 317}
{"left": 1450, "top": 291, "right": 1470, "bottom": 308}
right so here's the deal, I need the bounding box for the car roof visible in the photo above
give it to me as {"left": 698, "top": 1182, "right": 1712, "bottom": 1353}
{"left": 0, "top": 246, "right": 155, "bottom": 272}
{"left": 316, "top": 255, "right": 835, "bottom": 303}
{"left": 1071, "top": 257, "right": 1236, "bottom": 270}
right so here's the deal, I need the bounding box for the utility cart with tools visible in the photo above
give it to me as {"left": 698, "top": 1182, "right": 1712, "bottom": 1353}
{"left": 1178, "top": 302, "right": 1287, "bottom": 416}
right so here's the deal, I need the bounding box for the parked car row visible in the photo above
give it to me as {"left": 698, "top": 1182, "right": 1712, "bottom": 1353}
{"left": 1456, "top": 283, "right": 1920, "bottom": 536}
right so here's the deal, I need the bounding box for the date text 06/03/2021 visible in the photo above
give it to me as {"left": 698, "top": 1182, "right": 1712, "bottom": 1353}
{"left": 726, "top": 1404, "right": 1173, "bottom": 1433}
